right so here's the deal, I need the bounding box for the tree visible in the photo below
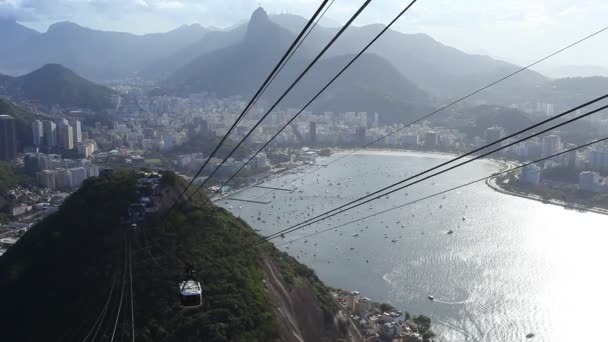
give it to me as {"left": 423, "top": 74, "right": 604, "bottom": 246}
{"left": 319, "top": 148, "right": 331, "bottom": 157}
{"left": 413, "top": 315, "right": 432, "bottom": 331}
{"left": 379, "top": 303, "right": 395, "bottom": 312}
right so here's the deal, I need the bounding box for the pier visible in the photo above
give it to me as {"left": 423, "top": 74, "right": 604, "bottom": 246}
{"left": 251, "top": 185, "right": 293, "bottom": 192}
{"left": 224, "top": 197, "right": 272, "bottom": 204}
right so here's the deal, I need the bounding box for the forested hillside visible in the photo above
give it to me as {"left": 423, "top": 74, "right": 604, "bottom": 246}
{"left": 0, "top": 170, "right": 345, "bottom": 342}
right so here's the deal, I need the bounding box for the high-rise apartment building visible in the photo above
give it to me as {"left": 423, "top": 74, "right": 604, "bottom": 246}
{"left": 32, "top": 120, "right": 44, "bottom": 146}
{"left": 0, "top": 115, "right": 17, "bottom": 161}
{"left": 58, "top": 122, "right": 74, "bottom": 150}
{"left": 44, "top": 121, "right": 57, "bottom": 147}
{"left": 69, "top": 119, "right": 82, "bottom": 144}
{"left": 542, "top": 135, "right": 562, "bottom": 157}
{"left": 309, "top": 121, "right": 317, "bottom": 144}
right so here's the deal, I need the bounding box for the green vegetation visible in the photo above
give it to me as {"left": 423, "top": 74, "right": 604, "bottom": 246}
{"left": 82, "top": 111, "right": 114, "bottom": 128}
{"left": 0, "top": 170, "right": 343, "bottom": 341}
{"left": 0, "top": 161, "right": 33, "bottom": 214}
{"left": 412, "top": 315, "right": 436, "bottom": 339}
{"left": 0, "top": 161, "right": 27, "bottom": 194}
{"left": 318, "top": 148, "right": 331, "bottom": 157}
{"left": 0, "top": 170, "right": 139, "bottom": 341}
{"left": 542, "top": 166, "right": 581, "bottom": 183}
{"left": 500, "top": 173, "right": 608, "bottom": 210}
{"left": 131, "top": 205, "right": 279, "bottom": 341}
{"left": 0, "top": 98, "right": 40, "bottom": 146}
{"left": 15, "top": 64, "right": 114, "bottom": 109}
{"left": 168, "top": 135, "right": 252, "bottom": 160}
{"left": 379, "top": 303, "right": 396, "bottom": 313}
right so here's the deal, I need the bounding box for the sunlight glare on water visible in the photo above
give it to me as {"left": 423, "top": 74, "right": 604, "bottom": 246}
{"left": 220, "top": 151, "right": 608, "bottom": 342}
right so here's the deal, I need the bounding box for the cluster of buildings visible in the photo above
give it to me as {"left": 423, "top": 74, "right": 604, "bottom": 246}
{"left": 514, "top": 133, "right": 608, "bottom": 193}
{"left": 173, "top": 152, "right": 269, "bottom": 176}
{"left": 335, "top": 290, "right": 431, "bottom": 342}
{"left": 6, "top": 89, "right": 608, "bottom": 199}
{"left": 23, "top": 152, "right": 100, "bottom": 190}
{"left": 124, "top": 171, "right": 162, "bottom": 224}
{"left": 0, "top": 114, "right": 97, "bottom": 162}
{"left": 578, "top": 171, "right": 608, "bottom": 193}
{"left": 0, "top": 185, "right": 69, "bottom": 256}
{"left": 31, "top": 117, "right": 98, "bottom": 157}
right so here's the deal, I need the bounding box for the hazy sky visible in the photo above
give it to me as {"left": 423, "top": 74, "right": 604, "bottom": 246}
{"left": 2, "top": 0, "right": 607, "bottom": 69}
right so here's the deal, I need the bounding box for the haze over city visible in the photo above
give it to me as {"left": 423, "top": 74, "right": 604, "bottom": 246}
{"left": 2, "top": 0, "right": 608, "bottom": 74}
{"left": 1, "top": 1, "right": 608, "bottom": 341}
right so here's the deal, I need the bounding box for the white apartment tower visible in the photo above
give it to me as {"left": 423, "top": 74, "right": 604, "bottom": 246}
{"left": 58, "top": 122, "right": 74, "bottom": 150}
{"left": 44, "top": 121, "right": 57, "bottom": 147}
{"left": 69, "top": 119, "right": 82, "bottom": 143}
{"left": 32, "top": 120, "right": 44, "bottom": 146}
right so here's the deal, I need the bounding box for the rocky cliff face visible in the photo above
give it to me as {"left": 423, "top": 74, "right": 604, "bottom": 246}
{"left": 263, "top": 257, "right": 349, "bottom": 342}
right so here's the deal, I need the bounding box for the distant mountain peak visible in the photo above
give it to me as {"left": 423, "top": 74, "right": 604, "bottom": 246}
{"left": 247, "top": 7, "right": 273, "bottom": 38}
{"left": 10, "top": 63, "right": 114, "bottom": 109}
{"left": 47, "top": 21, "right": 87, "bottom": 33}
{"left": 251, "top": 7, "right": 269, "bottom": 22}
{"left": 35, "top": 63, "right": 72, "bottom": 73}
{"left": 0, "top": 17, "right": 39, "bottom": 36}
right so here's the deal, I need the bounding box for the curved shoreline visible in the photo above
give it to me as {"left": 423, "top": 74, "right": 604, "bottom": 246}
{"left": 216, "top": 147, "right": 608, "bottom": 217}
{"left": 485, "top": 176, "right": 608, "bottom": 216}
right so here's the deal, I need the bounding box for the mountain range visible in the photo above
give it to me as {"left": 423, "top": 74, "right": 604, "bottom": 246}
{"left": 162, "top": 8, "right": 432, "bottom": 123}
{"left": 0, "top": 64, "right": 115, "bottom": 110}
{"left": 1, "top": 9, "right": 607, "bottom": 115}
{"left": 536, "top": 65, "right": 608, "bottom": 79}
{"left": 0, "top": 18, "right": 207, "bottom": 81}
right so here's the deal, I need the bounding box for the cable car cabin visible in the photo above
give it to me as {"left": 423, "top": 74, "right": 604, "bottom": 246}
{"left": 128, "top": 203, "right": 146, "bottom": 223}
{"left": 179, "top": 280, "right": 202, "bottom": 308}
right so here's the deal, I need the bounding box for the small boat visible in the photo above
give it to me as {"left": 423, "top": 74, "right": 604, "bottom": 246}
{"left": 428, "top": 295, "right": 434, "bottom": 301}
{"left": 526, "top": 333, "right": 535, "bottom": 339}
{"left": 352, "top": 233, "right": 359, "bottom": 237}
{"left": 447, "top": 230, "right": 454, "bottom": 234}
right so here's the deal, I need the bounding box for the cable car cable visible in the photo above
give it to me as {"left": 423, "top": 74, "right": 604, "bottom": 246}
{"left": 110, "top": 235, "right": 129, "bottom": 342}
{"left": 128, "top": 234, "right": 135, "bottom": 342}
{"left": 257, "top": 101, "right": 608, "bottom": 245}
{"left": 185, "top": 0, "right": 372, "bottom": 202}
{"left": 164, "top": 0, "right": 332, "bottom": 215}
{"left": 89, "top": 276, "right": 118, "bottom": 342}
{"left": 243, "top": 0, "right": 337, "bottom": 119}
{"left": 251, "top": 96, "right": 608, "bottom": 245}
{"left": 235, "top": 24, "right": 608, "bottom": 202}
{"left": 202, "top": 0, "right": 421, "bottom": 204}
{"left": 277, "top": 135, "right": 608, "bottom": 245}
{"left": 81, "top": 276, "right": 118, "bottom": 342}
